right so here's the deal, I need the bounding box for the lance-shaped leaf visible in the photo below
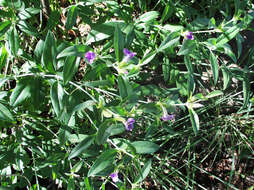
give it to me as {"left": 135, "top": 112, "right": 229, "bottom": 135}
{"left": 6, "top": 26, "right": 20, "bottom": 57}
{"left": 134, "top": 159, "right": 152, "bottom": 183}
{"left": 0, "top": 103, "right": 14, "bottom": 122}
{"left": 188, "top": 108, "right": 199, "bottom": 135}
{"left": 162, "top": 57, "right": 170, "bottom": 82}
{"left": 42, "top": 31, "right": 57, "bottom": 73}
{"left": 114, "top": 24, "right": 125, "bottom": 62}
{"left": 131, "top": 141, "right": 159, "bottom": 154}
{"left": 50, "top": 82, "right": 65, "bottom": 117}
{"left": 65, "top": 5, "right": 78, "bottom": 31}
{"left": 210, "top": 51, "right": 219, "bottom": 85}
{"left": 221, "top": 66, "right": 231, "bottom": 90}
{"left": 118, "top": 75, "right": 128, "bottom": 99}
{"left": 10, "top": 79, "right": 31, "bottom": 107}
{"left": 63, "top": 56, "right": 80, "bottom": 85}
{"left": 68, "top": 135, "right": 94, "bottom": 160}
{"left": 216, "top": 25, "right": 241, "bottom": 47}
{"left": 157, "top": 35, "right": 179, "bottom": 52}
{"left": 57, "top": 45, "right": 89, "bottom": 58}
{"left": 88, "top": 149, "right": 117, "bottom": 177}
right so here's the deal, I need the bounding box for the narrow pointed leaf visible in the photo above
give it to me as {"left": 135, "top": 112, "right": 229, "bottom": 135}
{"left": 6, "top": 26, "right": 20, "bottom": 57}
{"left": 206, "top": 90, "right": 223, "bottom": 99}
{"left": 57, "top": 45, "right": 89, "bottom": 58}
{"left": 131, "top": 141, "right": 159, "bottom": 154}
{"left": 222, "top": 66, "right": 231, "bottom": 90}
{"left": 210, "top": 51, "right": 219, "bottom": 85}
{"left": 114, "top": 24, "right": 124, "bottom": 62}
{"left": 177, "top": 39, "right": 195, "bottom": 56}
{"left": 88, "top": 149, "right": 117, "bottom": 177}
{"left": 66, "top": 5, "right": 78, "bottom": 30}
{"left": 134, "top": 159, "right": 152, "bottom": 183}
{"left": 162, "top": 58, "right": 170, "bottom": 81}
{"left": 189, "top": 108, "right": 199, "bottom": 135}
{"left": 42, "top": 31, "right": 57, "bottom": 72}
{"left": 157, "top": 36, "right": 179, "bottom": 52}
{"left": 0, "top": 103, "right": 14, "bottom": 122}
{"left": 10, "top": 79, "right": 31, "bottom": 107}
{"left": 50, "top": 82, "right": 65, "bottom": 117}
{"left": 242, "top": 76, "right": 250, "bottom": 109}
{"left": 118, "top": 76, "right": 128, "bottom": 99}
{"left": 216, "top": 25, "right": 240, "bottom": 47}
{"left": 63, "top": 56, "right": 80, "bottom": 85}
{"left": 68, "top": 135, "right": 94, "bottom": 160}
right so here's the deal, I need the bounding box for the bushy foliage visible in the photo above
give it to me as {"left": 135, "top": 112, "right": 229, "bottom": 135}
{"left": 0, "top": 0, "right": 253, "bottom": 189}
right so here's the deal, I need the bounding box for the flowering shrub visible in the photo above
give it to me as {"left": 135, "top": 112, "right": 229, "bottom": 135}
{"left": 0, "top": 0, "right": 253, "bottom": 189}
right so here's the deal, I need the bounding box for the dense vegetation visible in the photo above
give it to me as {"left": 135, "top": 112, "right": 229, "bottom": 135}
{"left": 0, "top": 0, "right": 253, "bottom": 189}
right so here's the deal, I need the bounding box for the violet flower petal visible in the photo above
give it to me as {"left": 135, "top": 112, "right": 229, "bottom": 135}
{"left": 110, "top": 172, "right": 119, "bottom": 183}
{"left": 85, "top": 51, "right": 96, "bottom": 64}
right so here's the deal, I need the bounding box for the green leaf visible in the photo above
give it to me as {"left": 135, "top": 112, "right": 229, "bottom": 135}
{"left": 131, "top": 141, "right": 159, "bottom": 154}
{"left": 71, "top": 160, "right": 83, "bottom": 173}
{"left": 189, "top": 108, "right": 199, "bottom": 135}
{"left": 96, "top": 122, "right": 125, "bottom": 145}
{"left": 58, "top": 125, "right": 71, "bottom": 146}
{"left": 10, "top": 79, "right": 31, "bottom": 107}
{"left": 114, "top": 24, "right": 125, "bottom": 62}
{"left": 206, "top": 90, "right": 223, "bottom": 99}
{"left": 162, "top": 24, "right": 184, "bottom": 32}
{"left": 0, "top": 77, "right": 8, "bottom": 88}
{"left": 221, "top": 66, "right": 231, "bottom": 90}
{"left": 87, "top": 149, "right": 117, "bottom": 177}
{"left": 34, "top": 40, "right": 44, "bottom": 62}
{"left": 236, "top": 34, "right": 244, "bottom": 59}
{"left": 0, "top": 103, "right": 14, "bottom": 122}
{"left": 63, "top": 56, "right": 80, "bottom": 85}
{"left": 0, "top": 45, "right": 8, "bottom": 71}
{"left": 68, "top": 135, "right": 94, "bottom": 160}
{"left": 157, "top": 36, "right": 179, "bottom": 52}
{"left": 18, "top": 8, "right": 40, "bottom": 20}
{"left": 73, "top": 100, "right": 96, "bottom": 112}
{"left": 184, "top": 56, "right": 195, "bottom": 96}
{"left": 137, "top": 11, "right": 159, "bottom": 23}
{"left": 96, "top": 121, "right": 111, "bottom": 145}
{"left": 57, "top": 45, "right": 89, "bottom": 59}
{"left": 140, "top": 51, "right": 156, "bottom": 66}
{"left": 86, "top": 30, "right": 111, "bottom": 44}
{"left": 42, "top": 31, "right": 57, "bottom": 72}
{"left": 66, "top": 5, "right": 78, "bottom": 31}
{"left": 30, "top": 77, "right": 43, "bottom": 109}
{"left": 161, "top": 3, "right": 173, "bottom": 23}
{"left": 6, "top": 26, "right": 20, "bottom": 57}
{"left": 242, "top": 76, "right": 250, "bottom": 109}
{"left": 67, "top": 178, "right": 75, "bottom": 190}
{"left": 0, "top": 20, "right": 11, "bottom": 36}
{"left": 17, "top": 20, "right": 39, "bottom": 37}
{"left": 46, "top": 10, "right": 61, "bottom": 31}
{"left": 162, "top": 57, "right": 170, "bottom": 82}
{"left": 177, "top": 39, "right": 195, "bottom": 56}
{"left": 91, "top": 21, "right": 125, "bottom": 36}
{"left": 210, "top": 51, "right": 219, "bottom": 85}
{"left": 118, "top": 75, "right": 128, "bottom": 99}
{"left": 50, "top": 82, "right": 65, "bottom": 117}
{"left": 216, "top": 25, "right": 241, "bottom": 47}
{"left": 134, "top": 159, "right": 152, "bottom": 183}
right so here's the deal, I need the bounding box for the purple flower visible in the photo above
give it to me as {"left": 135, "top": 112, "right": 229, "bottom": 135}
{"left": 123, "top": 48, "right": 136, "bottom": 61}
{"left": 186, "top": 32, "right": 194, "bottom": 40}
{"left": 125, "top": 118, "right": 135, "bottom": 131}
{"left": 85, "top": 51, "right": 95, "bottom": 64}
{"left": 161, "top": 114, "right": 175, "bottom": 121}
{"left": 110, "top": 172, "right": 119, "bottom": 183}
